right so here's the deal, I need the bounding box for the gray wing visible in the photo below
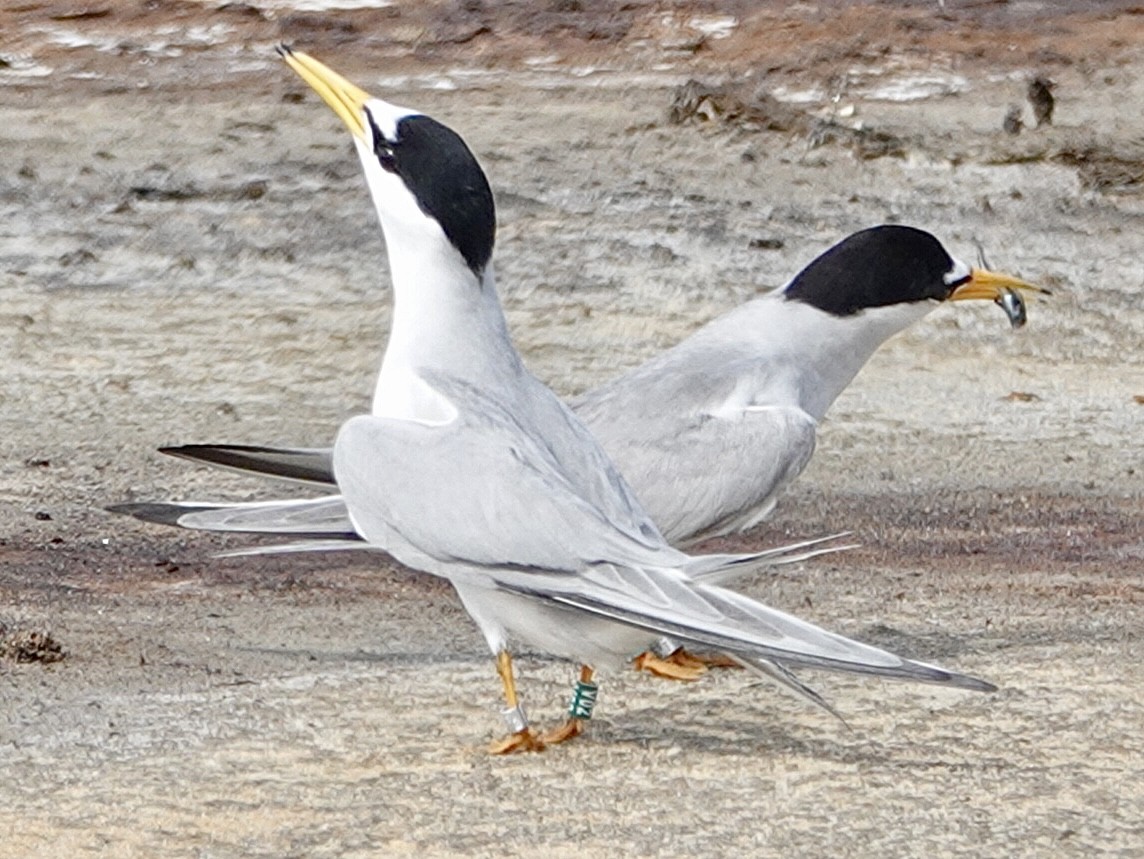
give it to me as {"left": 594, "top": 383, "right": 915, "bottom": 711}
{"left": 580, "top": 393, "right": 817, "bottom": 544}
{"left": 141, "top": 404, "right": 814, "bottom": 548}
{"left": 161, "top": 444, "right": 336, "bottom": 486}
{"left": 150, "top": 332, "right": 813, "bottom": 547}
{"left": 493, "top": 563, "right": 995, "bottom": 692}
{"left": 333, "top": 386, "right": 687, "bottom": 575}
{"left": 333, "top": 381, "right": 990, "bottom": 692}
{"left": 508, "top": 372, "right": 670, "bottom": 552}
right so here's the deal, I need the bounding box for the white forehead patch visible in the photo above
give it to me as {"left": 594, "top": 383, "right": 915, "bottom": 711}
{"left": 364, "top": 97, "right": 421, "bottom": 142}
{"left": 943, "top": 255, "right": 972, "bottom": 286}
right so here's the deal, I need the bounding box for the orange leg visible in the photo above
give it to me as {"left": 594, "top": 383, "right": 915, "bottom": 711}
{"left": 488, "top": 650, "right": 546, "bottom": 755}
{"left": 542, "top": 665, "right": 596, "bottom": 745}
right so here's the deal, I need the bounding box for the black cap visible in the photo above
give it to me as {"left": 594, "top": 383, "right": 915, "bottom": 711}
{"left": 783, "top": 225, "right": 966, "bottom": 316}
{"left": 366, "top": 111, "right": 496, "bottom": 278}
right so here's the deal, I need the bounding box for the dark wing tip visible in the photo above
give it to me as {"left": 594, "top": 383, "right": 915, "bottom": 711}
{"left": 158, "top": 444, "right": 337, "bottom": 486}
{"left": 925, "top": 665, "right": 996, "bottom": 693}
{"left": 957, "top": 675, "right": 999, "bottom": 694}
{"left": 160, "top": 443, "right": 239, "bottom": 459}
{"left": 105, "top": 502, "right": 209, "bottom": 527}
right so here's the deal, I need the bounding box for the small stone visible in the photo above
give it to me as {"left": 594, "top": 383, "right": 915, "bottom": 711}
{"left": 748, "top": 237, "right": 784, "bottom": 250}
{"left": 1027, "top": 75, "right": 1055, "bottom": 127}
{"left": 1002, "top": 104, "right": 1023, "bottom": 135}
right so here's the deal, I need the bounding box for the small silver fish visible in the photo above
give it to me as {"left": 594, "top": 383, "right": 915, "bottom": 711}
{"left": 996, "top": 286, "right": 1027, "bottom": 329}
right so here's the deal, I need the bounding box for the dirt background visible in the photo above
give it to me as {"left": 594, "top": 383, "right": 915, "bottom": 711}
{"left": 2, "top": 1, "right": 1143, "bottom": 856}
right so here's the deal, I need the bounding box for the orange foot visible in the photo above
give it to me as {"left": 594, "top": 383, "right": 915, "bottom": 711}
{"left": 633, "top": 650, "right": 705, "bottom": 681}
{"left": 674, "top": 649, "right": 741, "bottom": 670}
{"left": 488, "top": 728, "right": 546, "bottom": 755}
{"left": 541, "top": 718, "right": 586, "bottom": 746}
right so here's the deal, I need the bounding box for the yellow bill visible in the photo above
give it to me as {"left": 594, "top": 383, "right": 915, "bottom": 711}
{"left": 278, "top": 44, "right": 371, "bottom": 141}
{"left": 949, "top": 268, "right": 1050, "bottom": 302}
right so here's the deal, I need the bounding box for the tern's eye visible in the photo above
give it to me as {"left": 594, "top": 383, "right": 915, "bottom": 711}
{"left": 365, "top": 112, "right": 398, "bottom": 173}
{"left": 374, "top": 140, "right": 396, "bottom": 173}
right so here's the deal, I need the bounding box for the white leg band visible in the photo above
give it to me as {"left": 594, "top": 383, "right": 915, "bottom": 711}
{"left": 500, "top": 704, "right": 529, "bottom": 734}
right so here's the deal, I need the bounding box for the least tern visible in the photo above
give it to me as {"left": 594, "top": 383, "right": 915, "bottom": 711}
{"left": 118, "top": 47, "right": 998, "bottom": 751}
{"left": 576, "top": 224, "right": 1046, "bottom": 543}
{"left": 123, "top": 225, "right": 1045, "bottom": 546}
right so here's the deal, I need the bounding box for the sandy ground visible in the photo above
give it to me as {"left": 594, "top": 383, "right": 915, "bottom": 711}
{"left": 2, "top": 1, "right": 1143, "bottom": 856}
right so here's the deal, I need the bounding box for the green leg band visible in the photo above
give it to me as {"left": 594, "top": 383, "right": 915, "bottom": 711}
{"left": 568, "top": 679, "right": 599, "bottom": 720}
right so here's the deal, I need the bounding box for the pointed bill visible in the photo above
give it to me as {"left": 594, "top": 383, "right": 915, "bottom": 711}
{"left": 949, "top": 267, "right": 1050, "bottom": 302}
{"left": 278, "top": 44, "right": 371, "bottom": 140}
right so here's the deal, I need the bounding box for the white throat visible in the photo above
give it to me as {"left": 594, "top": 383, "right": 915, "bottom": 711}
{"left": 348, "top": 138, "right": 516, "bottom": 421}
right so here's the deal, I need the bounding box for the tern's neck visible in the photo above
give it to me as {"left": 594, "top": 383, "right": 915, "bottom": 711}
{"left": 719, "top": 293, "right": 935, "bottom": 421}
{"left": 371, "top": 223, "right": 519, "bottom": 417}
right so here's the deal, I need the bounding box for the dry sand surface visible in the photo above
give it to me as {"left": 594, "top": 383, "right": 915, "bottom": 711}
{"left": 2, "top": 1, "right": 1143, "bottom": 856}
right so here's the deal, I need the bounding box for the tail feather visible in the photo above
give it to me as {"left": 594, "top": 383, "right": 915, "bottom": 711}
{"left": 216, "top": 539, "right": 380, "bottom": 558}
{"left": 683, "top": 532, "right": 856, "bottom": 583}
{"left": 732, "top": 655, "right": 848, "bottom": 726}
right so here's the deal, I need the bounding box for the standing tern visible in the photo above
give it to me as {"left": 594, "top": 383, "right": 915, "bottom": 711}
{"left": 123, "top": 225, "right": 1046, "bottom": 547}
{"left": 118, "top": 46, "right": 998, "bottom": 751}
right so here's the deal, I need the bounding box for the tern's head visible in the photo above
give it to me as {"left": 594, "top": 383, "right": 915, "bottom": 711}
{"left": 783, "top": 225, "right": 1046, "bottom": 320}
{"left": 279, "top": 45, "right": 495, "bottom": 281}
